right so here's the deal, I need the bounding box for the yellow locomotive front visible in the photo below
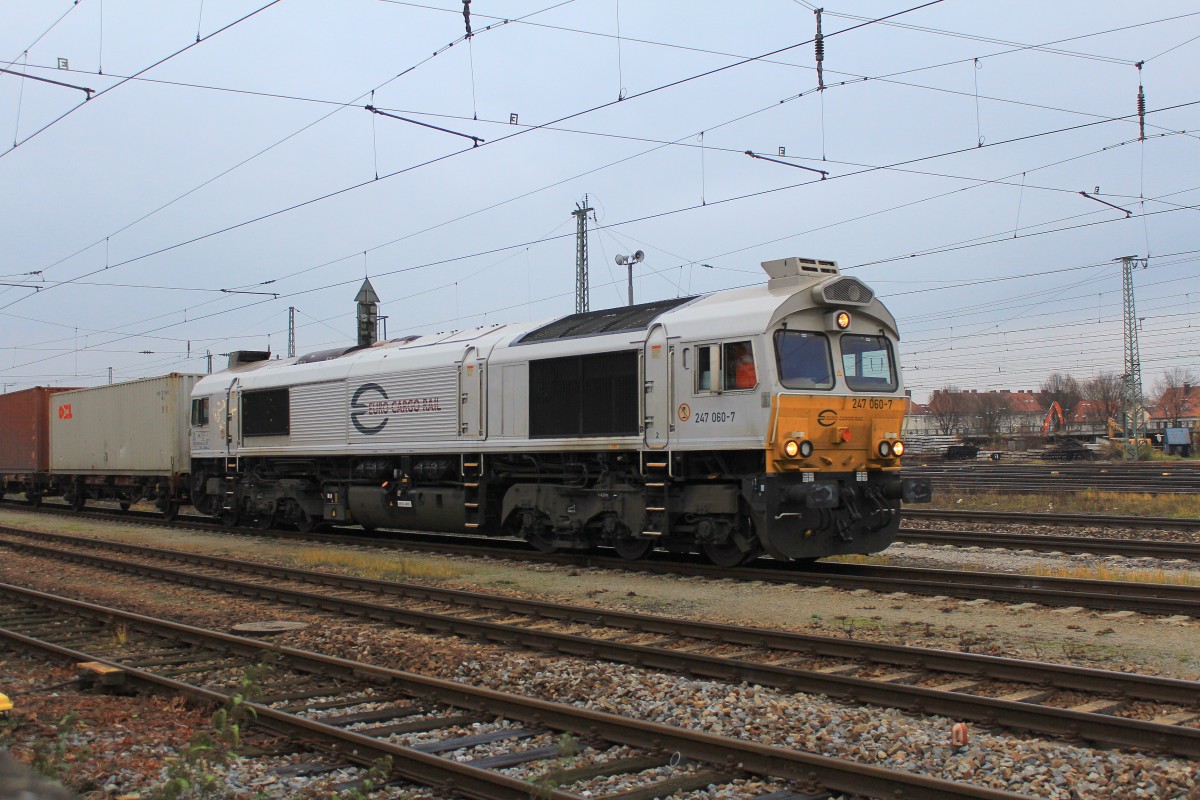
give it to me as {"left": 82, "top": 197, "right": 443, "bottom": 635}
{"left": 745, "top": 261, "right": 930, "bottom": 561}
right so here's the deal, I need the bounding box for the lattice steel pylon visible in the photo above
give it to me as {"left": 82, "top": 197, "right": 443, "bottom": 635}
{"left": 1118, "top": 255, "right": 1146, "bottom": 459}
{"left": 288, "top": 306, "right": 296, "bottom": 358}
{"left": 573, "top": 195, "right": 593, "bottom": 314}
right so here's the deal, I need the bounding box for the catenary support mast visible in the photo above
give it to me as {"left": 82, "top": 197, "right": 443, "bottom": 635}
{"left": 573, "top": 195, "right": 593, "bottom": 314}
{"left": 1119, "top": 255, "right": 1146, "bottom": 459}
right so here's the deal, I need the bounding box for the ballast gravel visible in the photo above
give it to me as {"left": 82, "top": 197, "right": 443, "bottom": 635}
{"left": 439, "top": 650, "right": 1199, "bottom": 800}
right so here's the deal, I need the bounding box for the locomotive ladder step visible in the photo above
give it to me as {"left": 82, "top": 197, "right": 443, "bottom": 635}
{"left": 646, "top": 506, "right": 666, "bottom": 512}
{"left": 646, "top": 462, "right": 669, "bottom": 468}
{"left": 645, "top": 482, "right": 666, "bottom": 487}
{"left": 464, "top": 482, "right": 479, "bottom": 488}
{"left": 465, "top": 502, "right": 480, "bottom": 509}
{"left": 464, "top": 522, "right": 481, "bottom": 529}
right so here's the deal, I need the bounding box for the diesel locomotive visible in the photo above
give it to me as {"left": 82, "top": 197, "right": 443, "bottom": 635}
{"left": 183, "top": 256, "right": 930, "bottom": 565}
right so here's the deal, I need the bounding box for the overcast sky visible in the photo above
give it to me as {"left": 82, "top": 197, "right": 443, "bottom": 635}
{"left": 2, "top": 0, "right": 1197, "bottom": 402}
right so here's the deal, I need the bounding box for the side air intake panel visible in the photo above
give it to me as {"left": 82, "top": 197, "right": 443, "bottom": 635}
{"left": 813, "top": 276, "right": 874, "bottom": 307}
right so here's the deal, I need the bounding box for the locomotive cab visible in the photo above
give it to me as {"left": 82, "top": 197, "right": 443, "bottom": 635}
{"left": 747, "top": 259, "right": 930, "bottom": 561}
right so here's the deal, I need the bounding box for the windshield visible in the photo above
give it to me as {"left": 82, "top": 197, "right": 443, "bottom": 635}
{"left": 774, "top": 330, "right": 834, "bottom": 390}
{"left": 841, "top": 334, "right": 897, "bottom": 392}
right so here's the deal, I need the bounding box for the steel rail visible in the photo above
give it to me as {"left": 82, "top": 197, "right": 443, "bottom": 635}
{"left": 897, "top": 528, "right": 1200, "bottom": 560}
{"left": 3, "top": 528, "right": 1199, "bottom": 757}
{"left": 0, "top": 582, "right": 1029, "bottom": 800}
{"left": 903, "top": 508, "right": 1200, "bottom": 531}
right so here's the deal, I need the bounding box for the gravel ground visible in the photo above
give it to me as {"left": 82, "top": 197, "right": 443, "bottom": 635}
{"left": 1, "top": 507, "right": 1200, "bottom": 798}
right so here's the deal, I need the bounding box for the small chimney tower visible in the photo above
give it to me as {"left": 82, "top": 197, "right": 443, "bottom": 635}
{"left": 356, "top": 278, "right": 380, "bottom": 347}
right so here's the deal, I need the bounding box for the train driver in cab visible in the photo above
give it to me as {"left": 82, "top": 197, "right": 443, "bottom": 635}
{"left": 727, "top": 342, "right": 757, "bottom": 390}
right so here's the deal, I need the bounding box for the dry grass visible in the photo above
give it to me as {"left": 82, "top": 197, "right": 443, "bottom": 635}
{"left": 928, "top": 488, "right": 1200, "bottom": 518}
{"left": 290, "top": 548, "right": 461, "bottom": 581}
{"left": 824, "top": 553, "right": 892, "bottom": 565}
{"left": 1027, "top": 563, "right": 1200, "bottom": 587}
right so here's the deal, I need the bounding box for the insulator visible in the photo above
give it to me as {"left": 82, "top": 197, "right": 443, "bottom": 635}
{"left": 815, "top": 34, "right": 824, "bottom": 62}
{"left": 1137, "top": 86, "right": 1145, "bottom": 117}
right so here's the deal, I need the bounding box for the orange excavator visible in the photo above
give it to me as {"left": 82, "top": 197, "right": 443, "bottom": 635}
{"left": 1041, "top": 401, "right": 1065, "bottom": 436}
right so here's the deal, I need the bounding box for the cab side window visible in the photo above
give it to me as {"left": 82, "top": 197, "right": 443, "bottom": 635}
{"left": 723, "top": 341, "right": 756, "bottom": 390}
{"left": 695, "top": 345, "right": 716, "bottom": 392}
{"left": 694, "top": 341, "right": 756, "bottom": 393}
{"left": 190, "top": 397, "right": 210, "bottom": 426}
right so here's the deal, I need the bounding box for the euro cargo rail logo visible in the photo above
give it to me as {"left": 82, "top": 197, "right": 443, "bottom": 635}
{"left": 350, "top": 383, "right": 442, "bottom": 435}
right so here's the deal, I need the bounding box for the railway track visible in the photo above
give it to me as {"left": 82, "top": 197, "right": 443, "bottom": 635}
{"left": 3, "top": 526, "right": 1200, "bottom": 758}
{"left": 896, "top": 528, "right": 1200, "bottom": 561}
{"left": 0, "top": 582, "right": 1030, "bottom": 800}
{"left": 903, "top": 508, "right": 1200, "bottom": 531}
{"left": 3, "top": 506, "right": 1200, "bottom": 616}
{"left": 903, "top": 463, "right": 1200, "bottom": 495}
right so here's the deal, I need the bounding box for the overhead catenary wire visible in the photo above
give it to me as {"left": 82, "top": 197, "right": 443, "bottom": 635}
{"left": 4, "top": 3, "right": 1195, "bottom": 391}
{"left": 0, "top": 0, "right": 287, "bottom": 159}
{"left": 0, "top": 0, "right": 578, "bottom": 302}
{"left": 0, "top": 0, "right": 952, "bottom": 310}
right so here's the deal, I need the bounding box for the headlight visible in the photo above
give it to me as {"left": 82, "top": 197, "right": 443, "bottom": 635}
{"left": 783, "top": 439, "right": 800, "bottom": 458}
{"left": 835, "top": 310, "right": 851, "bottom": 329}
{"left": 892, "top": 440, "right": 905, "bottom": 457}
{"left": 799, "top": 439, "right": 814, "bottom": 458}
{"left": 877, "top": 441, "right": 893, "bottom": 458}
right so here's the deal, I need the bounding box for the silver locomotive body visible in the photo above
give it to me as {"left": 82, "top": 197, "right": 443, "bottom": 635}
{"left": 190, "top": 257, "right": 929, "bottom": 564}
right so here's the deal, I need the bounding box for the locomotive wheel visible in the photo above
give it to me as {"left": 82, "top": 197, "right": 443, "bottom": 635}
{"left": 526, "top": 529, "right": 558, "bottom": 553}
{"left": 701, "top": 538, "right": 751, "bottom": 568}
{"left": 219, "top": 509, "right": 240, "bottom": 527}
{"left": 739, "top": 542, "right": 764, "bottom": 565}
{"left": 612, "top": 537, "right": 654, "bottom": 560}
{"left": 119, "top": 501, "right": 132, "bottom": 512}
{"left": 68, "top": 493, "right": 86, "bottom": 512}
{"left": 295, "top": 510, "right": 318, "bottom": 533}
{"left": 256, "top": 514, "right": 276, "bottom": 530}
{"left": 161, "top": 501, "right": 180, "bottom": 522}
{"left": 26, "top": 493, "right": 42, "bottom": 508}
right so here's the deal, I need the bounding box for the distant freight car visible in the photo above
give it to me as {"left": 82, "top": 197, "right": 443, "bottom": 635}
{"left": 46, "top": 374, "right": 202, "bottom": 516}
{"left": 0, "top": 387, "right": 78, "bottom": 498}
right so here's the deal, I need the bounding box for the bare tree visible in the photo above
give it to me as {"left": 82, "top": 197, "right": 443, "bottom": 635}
{"left": 972, "top": 392, "right": 1011, "bottom": 440}
{"left": 1040, "top": 373, "right": 1082, "bottom": 430}
{"left": 1154, "top": 367, "right": 1199, "bottom": 426}
{"left": 1082, "top": 372, "right": 1123, "bottom": 423}
{"left": 927, "top": 387, "right": 970, "bottom": 435}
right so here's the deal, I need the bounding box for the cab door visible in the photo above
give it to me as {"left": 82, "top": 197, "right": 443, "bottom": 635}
{"left": 225, "top": 378, "right": 240, "bottom": 457}
{"left": 643, "top": 324, "right": 672, "bottom": 449}
{"left": 458, "top": 346, "right": 485, "bottom": 438}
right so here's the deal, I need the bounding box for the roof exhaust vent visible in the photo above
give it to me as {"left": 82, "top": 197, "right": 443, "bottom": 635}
{"left": 228, "top": 350, "right": 271, "bottom": 369}
{"left": 761, "top": 257, "right": 839, "bottom": 290}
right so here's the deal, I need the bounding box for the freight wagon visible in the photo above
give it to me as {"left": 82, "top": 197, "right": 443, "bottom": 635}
{"left": 43, "top": 374, "right": 202, "bottom": 516}
{"left": 0, "top": 387, "right": 79, "bottom": 499}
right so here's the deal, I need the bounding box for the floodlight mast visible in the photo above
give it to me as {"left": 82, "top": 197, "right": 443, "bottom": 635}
{"left": 615, "top": 250, "right": 644, "bottom": 306}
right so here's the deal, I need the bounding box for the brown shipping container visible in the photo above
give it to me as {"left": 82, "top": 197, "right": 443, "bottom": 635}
{"left": 0, "top": 387, "right": 80, "bottom": 474}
